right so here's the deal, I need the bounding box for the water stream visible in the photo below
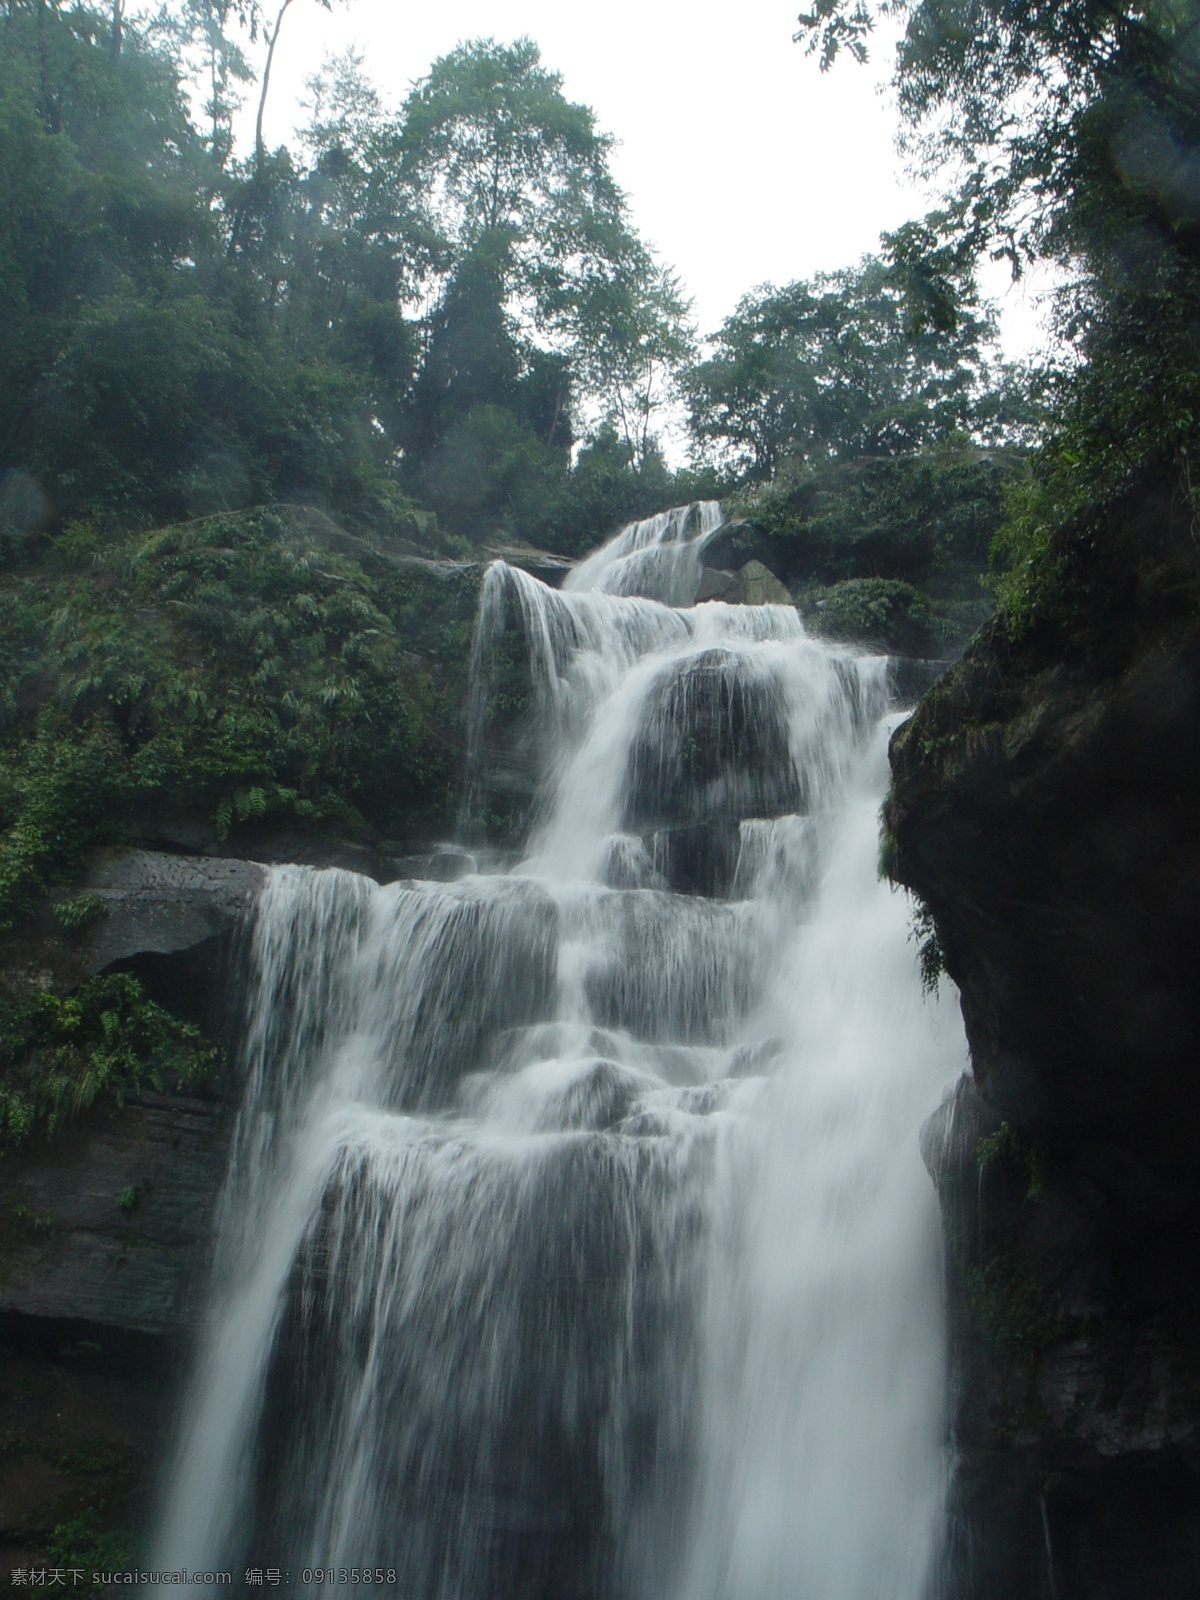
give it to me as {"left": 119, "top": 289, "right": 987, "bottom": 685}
{"left": 157, "top": 502, "right": 966, "bottom": 1597}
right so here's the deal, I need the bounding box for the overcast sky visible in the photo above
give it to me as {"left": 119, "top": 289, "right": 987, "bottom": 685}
{"left": 242, "top": 0, "right": 1050, "bottom": 354}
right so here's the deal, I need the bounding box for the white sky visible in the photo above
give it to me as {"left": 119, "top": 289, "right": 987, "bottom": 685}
{"left": 242, "top": 0, "right": 1053, "bottom": 357}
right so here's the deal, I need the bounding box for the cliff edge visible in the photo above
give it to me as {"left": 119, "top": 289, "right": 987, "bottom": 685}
{"left": 887, "top": 470, "right": 1200, "bottom": 1597}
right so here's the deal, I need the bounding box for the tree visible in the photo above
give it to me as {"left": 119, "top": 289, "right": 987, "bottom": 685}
{"left": 0, "top": 13, "right": 694, "bottom": 548}
{"left": 167, "top": 0, "right": 256, "bottom": 167}
{"left": 573, "top": 256, "right": 694, "bottom": 470}
{"left": 794, "top": 0, "right": 1200, "bottom": 536}
{"left": 686, "top": 255, "right": 996, "bottom": 479}
{"left": 396, "top": 39, "right": 627, "bottom": 313}
{"left": 253, "top": 0, "right": 346, "bottom": 176}
{"left": 0, "top": 3, "right": 406, "bottom": 537}
{"left": 394, "top": 39, "right": 692, "bottom": 470}
{"left": 797, "top": 0, "right": 1200, "bottom": 277}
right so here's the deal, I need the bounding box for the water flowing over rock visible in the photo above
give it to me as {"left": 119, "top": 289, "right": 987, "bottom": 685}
{"left": 156, "top": 502, "right": 965, "bottom": 1597}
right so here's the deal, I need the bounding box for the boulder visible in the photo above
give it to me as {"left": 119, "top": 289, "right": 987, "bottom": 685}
{"left": 481, "top": 545, "right": 576, "bottom": 588}
{"left": 695, "top": 561, "right": 794, "bottom": 607}
{"left": 736, "top": 560, "right": 793, "bottom": 606}
{"left": 696, "top": 567, "right": 740, "bottom": 603}
{"left": 622, "top": 649, "right": 800, "bottom": 831}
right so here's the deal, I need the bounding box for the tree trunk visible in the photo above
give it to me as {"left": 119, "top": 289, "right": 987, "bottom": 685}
{"left": 254, "top": 0, "right": 294, "bottom": 177}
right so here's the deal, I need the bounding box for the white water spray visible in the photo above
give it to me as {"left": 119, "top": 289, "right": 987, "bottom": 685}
{"left": 157, "top": 502, "right": 965, "bottom": 1597}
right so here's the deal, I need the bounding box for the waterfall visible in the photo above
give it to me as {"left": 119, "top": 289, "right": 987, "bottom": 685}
{"left": 157, "top": 501, "right": 966, "bottom": 1597}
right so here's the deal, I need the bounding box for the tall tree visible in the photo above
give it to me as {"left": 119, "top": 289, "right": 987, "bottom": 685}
{"left": 171, "top": 0, "right": 256, "bottom": 167}
{"left": 686, "top": 255, "right": 995, "bottom": 478}
{"left": 797, "top": 0, "right": 1200, "bottom": 275}
{"left": 394, "top": 37, "right": 692, "bottom": 463}
{"left": 573, "top": 256, "right": 694, "bottom": 470}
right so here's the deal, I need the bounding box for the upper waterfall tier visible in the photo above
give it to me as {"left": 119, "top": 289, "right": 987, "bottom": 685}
{"left": 466, "top": 532, "right": 882, "bottom": 870}
{"left": 565, "top": 501, "right": 725, "bottom": 605}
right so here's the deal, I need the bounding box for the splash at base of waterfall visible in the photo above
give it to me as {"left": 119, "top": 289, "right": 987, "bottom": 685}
{"left": 157, "top": 503, "right": 965, "bottom": 1599}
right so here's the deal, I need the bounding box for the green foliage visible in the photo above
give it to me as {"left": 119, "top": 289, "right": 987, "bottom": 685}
{"left": 990, "top": 268, "right": 1200, "bottom": 637}
{"left": 52, "top": 894, "right": 109, "bottom": 934}
{"left": 0, "top": 971, "right": 222, "bottom": 1151}
{"left": 0, "top": 3, "right": 406, "bottom": 538}
{"left": 0, "top": 11, "right": 690, "bottom": 547}
{"left": 7, "top": 1202, "right": 64, "bottom": 1235}
{"left": 392, "top": 40, "right": 694, "bottom": 528}
{"left": 0, "top": 1431, "right": 139, "bottom": 1591}
{"left": 795, "top": 0, "right": 1200, "bottom": 635}
{"left": 878, "top": 821, "right": 899, "bottom": 883}
{"left": 114, "top": 1184, "right": 139, "bottom": 1214}
{"left": 0, "top": 508, "right": 480, "bottom": 930}
{"left": 803, "top": 577, "right": 974, "bottom": 656}
{"left": 977, "top": 1120, "right": 1048, "bottom": 1203}
{"left": 398, "top": 38, "right": 625, "bottom": 286}
{"left": 729, "top": 449, "right": 1021, "bottom": 595}
{"left": 907, "top": 899, "right": 945, "bottom": 995}
{"left": 46, "top": 1515, "right": 135, "bottom": 1593}
{"left": 686, "top": 256, "right": 1016, "bottom": 480}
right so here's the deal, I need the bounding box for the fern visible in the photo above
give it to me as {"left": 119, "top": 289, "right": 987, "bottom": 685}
{"left": 0, "top": 972, "right": 223, "bottom": 1151}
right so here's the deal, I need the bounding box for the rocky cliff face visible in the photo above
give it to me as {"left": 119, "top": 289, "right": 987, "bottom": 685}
{"left": 0, "top": 850, "right": 262, "bottom": 1573}
{"left": 887, "top": 473, "right": 1200, "bottom": 1597}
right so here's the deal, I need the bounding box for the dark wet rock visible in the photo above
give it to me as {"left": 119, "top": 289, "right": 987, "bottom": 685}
{"left": 700, "top": 518, "right": 779, "bottom": 575}
{"left": 894, "top": 472, "right": 1200, "bottom": 1597}
{"left": 623, "top": 649, "right": 799, "bottom": 831}
{"left": 382, "top": 843, "right": 482, "bottom": 883}
{"left": 646, "top": 821, "right": 742, "bottom": 898}
{"left": 481, "top": 545, "right": 576, "bottom": 588}
{"left": 736, "top": 560, "right": 792, "bottom": 606}
{"left": 0, "top": 846, "right": 270, "bottom": 1563}
{"left": 81, "top": 849, "right": 263, "bottom": 975}
{"left": 696, "top": 567, "right": 740, "bottom": 603}
{"left": 535, "top": 1059, "right": 651, "bottom": 1132}
{"left": 0, "top": 1089, "right": 229, "bottom": 1335}
{"left": 199, "top": 828, "right": 387, "bottom": 880}
{"left": 695, "top": 561, "right": 793, "bottom": 607}
{"left": 0, "top": 1313, "right": 170, "bottom": 1574}
{"left": 1, "top": 849, "right": 264, "bottom": 1345}
{"left": 887, "top": 656, "right": 951, "bottom": 704}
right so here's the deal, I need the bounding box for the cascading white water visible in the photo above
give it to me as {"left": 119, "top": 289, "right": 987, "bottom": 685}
{"left": 157, "top": 501, "right": 966, "bottom": 1597}
{"left": 564, "top": 500, "right": 725, "bottom": 604}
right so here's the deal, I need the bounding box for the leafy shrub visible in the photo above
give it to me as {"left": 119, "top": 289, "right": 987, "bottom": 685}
{"left": 728, "top": 450, "right": 1022, "bottom": 595}
{"left": 0, "top": 971, "right": 222, "bottom": 1151}
{"left": 0, "top": 507, "right": 481, "bottom": 929}
{"left": 907, "top": 900, "right": 946, "bottom": 996}
{"left": 52, "top": 894, "right": 109, "bottom": 933}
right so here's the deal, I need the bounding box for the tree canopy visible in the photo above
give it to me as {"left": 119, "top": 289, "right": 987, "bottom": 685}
{"left": 795, "top": 0, "right": 1200, "bottom": 578}
{"left": 685, "top": 254, "right": 1015, "bottom": 478}
{"left": 0, "top": 10, "right": 694, "bottom": 550}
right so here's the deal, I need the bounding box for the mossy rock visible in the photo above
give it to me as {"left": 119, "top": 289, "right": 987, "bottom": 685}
{"left": 736, "top": 561, "right": 793, "bottom": 606}
{"left": 724, "top": 449, "right": 1024, "bottom": 598}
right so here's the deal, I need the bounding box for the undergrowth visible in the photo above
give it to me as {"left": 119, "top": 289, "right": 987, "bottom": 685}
{"left": 0, "top": 971, "right": 222, "bottom": 1151}
{"left": 0, "top": 507, "right": 480, "bottom": 930}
